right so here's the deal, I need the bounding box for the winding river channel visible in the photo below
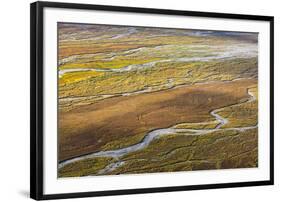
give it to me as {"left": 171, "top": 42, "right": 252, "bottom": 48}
{"left": 58, "top": 87, "right": 257, "bottom": 173}
{"left": 59, "top": 43, "right": 257, "bottom": 77}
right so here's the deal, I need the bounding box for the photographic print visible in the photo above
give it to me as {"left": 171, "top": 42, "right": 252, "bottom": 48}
{"left": 58, "top": 23, "right": 259, "bottom": 177}
{"left": 31, "top": 2, "right": 273, "bottom": 199}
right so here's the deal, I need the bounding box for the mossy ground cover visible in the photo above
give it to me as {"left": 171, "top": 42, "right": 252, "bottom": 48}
{"left": 59, "top": 156, "right": 114, "bottom": 177}
{"left": 59, "top": 128, "right": 257, "bottom": 176}
{"left": 112, "top": 128, "right": 257, "bottom": 174}
{"left": 218, "top": 86, "right": 258, "bottom": 128}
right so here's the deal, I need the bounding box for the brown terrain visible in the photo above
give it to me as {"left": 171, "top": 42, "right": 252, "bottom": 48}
{"left": 59, "top": 78, "right": 256, "bottom": 161}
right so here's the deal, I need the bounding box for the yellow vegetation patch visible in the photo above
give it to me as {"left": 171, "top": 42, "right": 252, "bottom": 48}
{"left": 173, "top": 121, "right": 219, "bottom": 130}
{"left": 59, "top": 70, "right": 104, "bottom": 86}
{"left": 59, "top": 58, "right": 160, "bottom": 70}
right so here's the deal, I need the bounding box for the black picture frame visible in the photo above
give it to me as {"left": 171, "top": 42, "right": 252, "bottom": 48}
{"left": 30, "top": 1, "right": 274, "bottom": 200}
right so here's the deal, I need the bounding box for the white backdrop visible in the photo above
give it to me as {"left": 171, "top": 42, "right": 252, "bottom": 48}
{"left": 0, "top": 0, "right": 279, "bottom": 201}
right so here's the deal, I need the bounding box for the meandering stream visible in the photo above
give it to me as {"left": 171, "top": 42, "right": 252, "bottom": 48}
{"left": 58, "top": 43, "right": 257, "bottom": 77}
{"left": 58, "top": 87, "right": 257, "bottom": 173}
